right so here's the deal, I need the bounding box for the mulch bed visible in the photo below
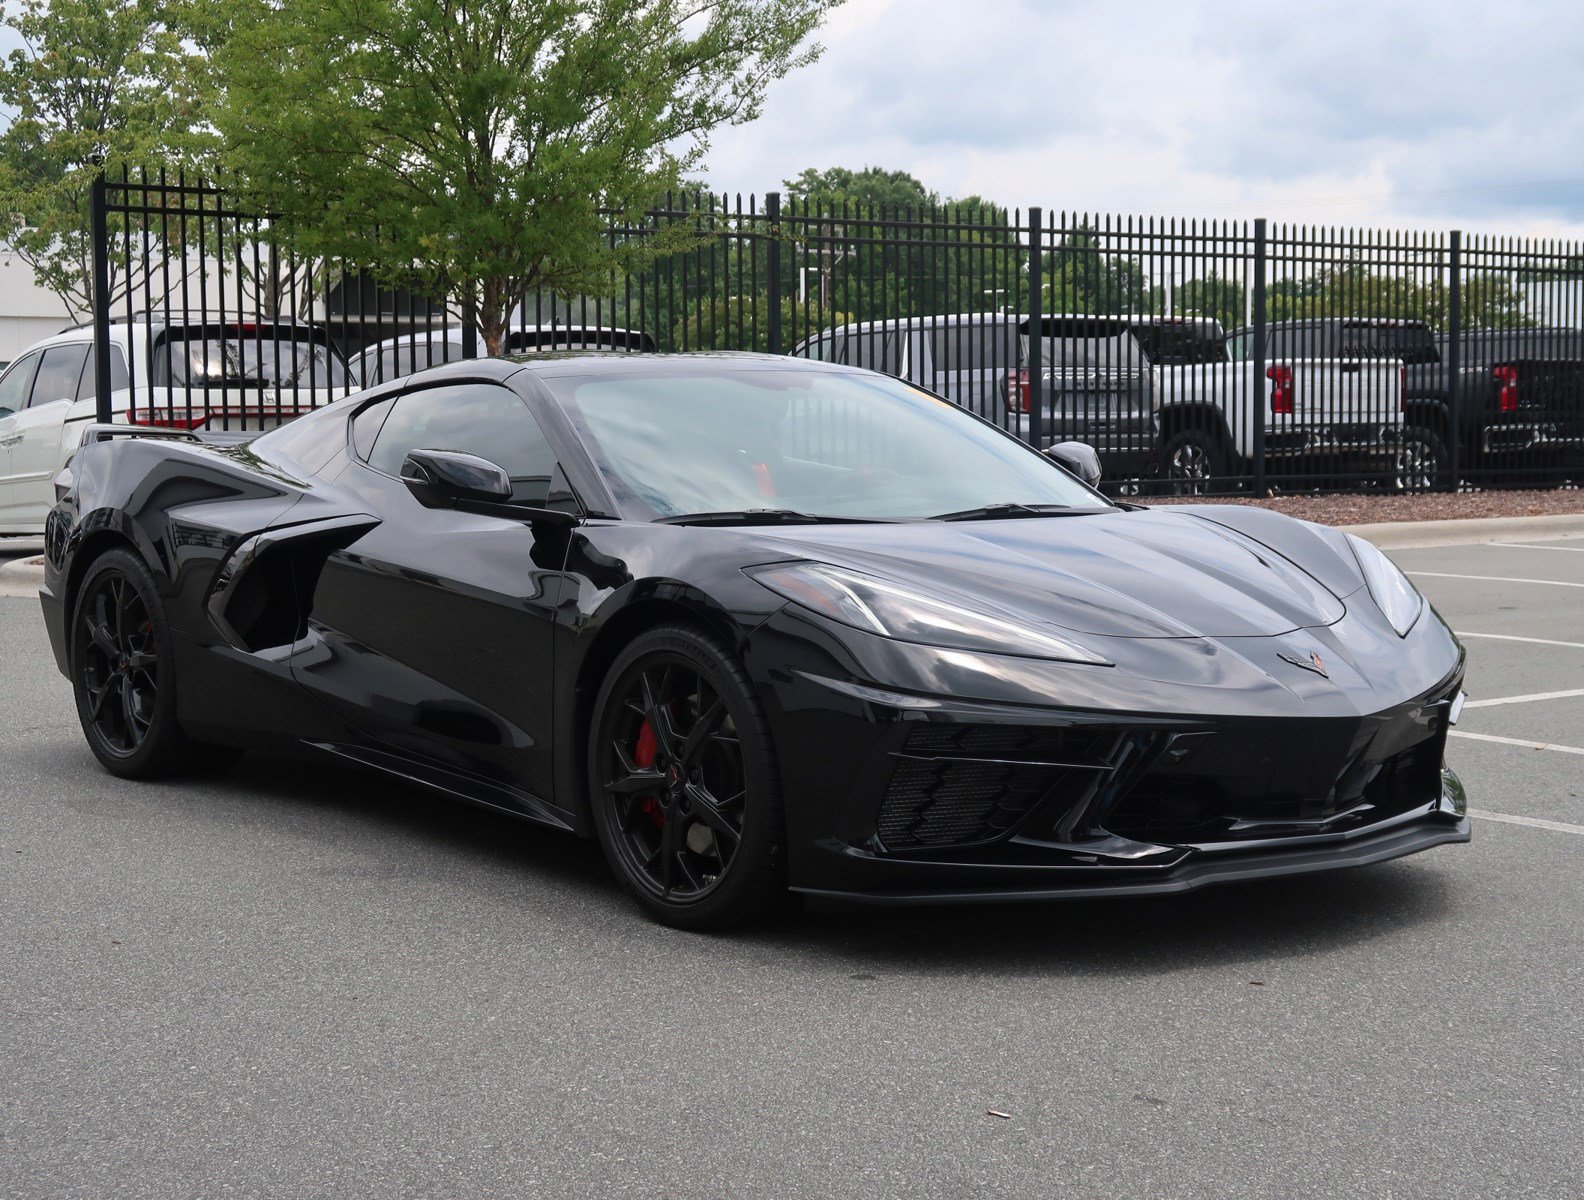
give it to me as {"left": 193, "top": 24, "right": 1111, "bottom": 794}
{"left": 1141, "top": 488, "right": 1584, "bottom": 527}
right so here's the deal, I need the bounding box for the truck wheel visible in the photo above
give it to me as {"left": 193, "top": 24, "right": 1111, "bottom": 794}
{"left": 1393, "top": 426, "right": 1450, "bottom": 493}
{"left": 1160, "top": 429, "right": 1228, "bottom": 497}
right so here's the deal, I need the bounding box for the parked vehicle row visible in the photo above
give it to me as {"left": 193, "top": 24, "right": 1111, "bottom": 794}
{"left": 791, "top": 312, "right": 1584, "bottom": 494}
{"left": 5, "top": 309, "right": 1580, "bottom": 536}
{"left": 0, "top": 318, "right": 348, "bottom": 535}
{"left": 0, "top": 320, "right": 659, "bottom": 536}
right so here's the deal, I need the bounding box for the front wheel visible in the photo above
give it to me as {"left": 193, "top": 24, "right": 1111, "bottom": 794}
{"left": 588, "top": 624, "right": 787, "bottom": 930}
{"left": 1159, "top": 428, "right": 1229, "bottom": 496}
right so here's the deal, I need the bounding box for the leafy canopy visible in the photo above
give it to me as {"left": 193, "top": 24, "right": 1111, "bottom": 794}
{"left": 0, "top": 0, "right": 191, "bottom": 317}
{"left": 187, "top": 0, "right": 841, "bottom": 353}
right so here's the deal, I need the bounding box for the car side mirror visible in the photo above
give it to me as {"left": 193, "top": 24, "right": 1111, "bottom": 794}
{"left": 1045, "top": 441, "right": 1102, "bottom": 488}
{"left": 401, "top": 448, "right": 514, "bottom": 505}
{"left": 399, "top": 447, "right": 580, "bottom": 532}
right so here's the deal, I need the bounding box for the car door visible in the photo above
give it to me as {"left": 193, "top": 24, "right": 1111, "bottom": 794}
{"left": 0, "top": 350, "right": 45, "bottom": 530}
{"left": 6, "top": 342, "right": 90, "bottom": 530}
{"left": 1, "top": 348, "right": 85, "bottom": 535}
{"left": 287, "top": 379, "right": 575, "bottom": 819}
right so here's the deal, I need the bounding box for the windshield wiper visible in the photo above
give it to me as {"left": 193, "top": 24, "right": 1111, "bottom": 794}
{"left": 655, "top": 508, "right": 896, "bottom": 527}
{"left": 927, "top": 502, "right": 1088, "bottom": 522}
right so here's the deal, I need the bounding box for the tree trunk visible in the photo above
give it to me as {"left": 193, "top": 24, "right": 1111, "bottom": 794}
{"left": 480, "top": 279, "right": 512, "bottom": 357}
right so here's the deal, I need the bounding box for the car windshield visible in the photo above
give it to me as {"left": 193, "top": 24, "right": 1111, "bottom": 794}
{"left": 546, "top": 365, "right": 1110, "bottom": 521}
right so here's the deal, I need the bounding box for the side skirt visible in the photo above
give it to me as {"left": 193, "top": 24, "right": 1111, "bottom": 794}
{"left": 305, "top": 740, "right": 582, "bottom": 835}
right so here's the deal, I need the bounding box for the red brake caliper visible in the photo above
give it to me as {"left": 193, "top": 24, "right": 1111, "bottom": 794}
{"left": 633, "top": 720, "right": 665, "bottom": 829}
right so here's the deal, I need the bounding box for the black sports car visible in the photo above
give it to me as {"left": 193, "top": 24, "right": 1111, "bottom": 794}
{"left": 40, "top": 353, "right": 1470, "bottom": 928}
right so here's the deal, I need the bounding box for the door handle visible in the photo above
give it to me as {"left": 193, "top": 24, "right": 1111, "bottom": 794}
{"left": 0, "top": 433, "right": 23, "bottom": 446}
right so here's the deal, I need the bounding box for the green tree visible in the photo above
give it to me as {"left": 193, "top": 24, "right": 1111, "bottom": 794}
{"left": 1265, "top": 263, "right": 1533, "bottom": 332}
{"left": 0, "top": 0, "right": 192, "bottom": 317}
{"left": 1044, "top": 225, "right": 1151, "bottom": 314}
{"left": 1174, "top": 272, "right": 1247, "bottom": 330}
{"left": 782, "top": 166, "right": 1021, "bottom": 321}
{"left": 184, "top": 0, "right": 841, "bottom": 355}
{"left": 673, "top": 291, "right": 851, "bottom": 352}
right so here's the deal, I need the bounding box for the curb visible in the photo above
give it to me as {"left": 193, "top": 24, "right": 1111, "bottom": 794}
{"left": 0, "top": 554, "right": 45, "bottom": 599}
{"left": 1341, "top": 512, "right": 1584, "bottom": 551}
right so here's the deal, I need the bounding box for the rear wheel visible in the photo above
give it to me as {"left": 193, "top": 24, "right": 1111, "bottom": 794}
{"left": 1160, "top": 428, "right": 1229, "bottom": 496}
{"left": 588, "top": 624, "right": 786, "bottom": 930}
{"left": 70, "top": 548, "right": 242, "bottom": 779}
{"left": 1392, "top": 425, "right": 1450, "bottom": 493}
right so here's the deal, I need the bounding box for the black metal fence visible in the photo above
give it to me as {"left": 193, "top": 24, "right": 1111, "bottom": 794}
{"left": 88, "top": 168, "right": 1584, "bottom": 495}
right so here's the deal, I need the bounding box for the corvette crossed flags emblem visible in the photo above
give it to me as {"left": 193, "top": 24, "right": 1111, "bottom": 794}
{"left": 1279, "top": 650, "right": 1329, "bottom": 678}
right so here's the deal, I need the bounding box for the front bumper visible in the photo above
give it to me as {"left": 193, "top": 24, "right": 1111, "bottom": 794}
{"left": 800, "top": 804, "right": 1470, "bottom": 905}
{"left": 752, "top": 613, "right": 1468, "bottom": 904}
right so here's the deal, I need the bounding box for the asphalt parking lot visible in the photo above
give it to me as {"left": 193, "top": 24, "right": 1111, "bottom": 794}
{"left": 2, "top": 532, "right": 1581, "bottom": 1199}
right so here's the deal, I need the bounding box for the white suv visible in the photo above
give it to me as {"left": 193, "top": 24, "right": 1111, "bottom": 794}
{"left": 350, "top": 324, "right": 656, "bottom": 387}
{"left": 0, "top": 318, "right": 350, "bottom": 534}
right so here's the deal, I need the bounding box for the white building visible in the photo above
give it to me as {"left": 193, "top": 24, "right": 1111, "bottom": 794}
{"left": 0, "top": 247, "right": 74, "bottom": 367}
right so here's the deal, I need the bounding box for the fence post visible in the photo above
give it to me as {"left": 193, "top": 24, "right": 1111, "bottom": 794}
{"left": 1027, "top": 207, "right": 1044, "bottom": 449}
{"left": 1446, "top": 230, "right": 1462, "bottom": 490}
{"left": 765, "top": 192, "right": 782, "bottom": 355}
{"left": 90, "top": 172, "right": 114, "bottom": 424}
{"left": 461, "top": 285, "right": 479, "bottom": 358}
{"left": 1251, "top": 218, "right": 1268, "bottom": 497}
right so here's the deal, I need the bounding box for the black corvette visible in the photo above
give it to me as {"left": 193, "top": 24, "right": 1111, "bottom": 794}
{"left": 40, "top": 352, "right": 1469, "bottom": 927}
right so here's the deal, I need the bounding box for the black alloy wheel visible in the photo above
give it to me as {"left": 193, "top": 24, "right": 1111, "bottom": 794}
{"left": 70, "top": 548, "right": 240, "bottom": 779}
{"left": 589, "top": 625, "right": 786, "bottom": 929}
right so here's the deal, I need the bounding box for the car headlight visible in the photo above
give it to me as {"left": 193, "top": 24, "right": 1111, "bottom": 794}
{"left": 1346, "top": 534, "right": 1423, "bottom": 636}
{"left": 746, "top": 561, "right": 1112, "bottom": 665}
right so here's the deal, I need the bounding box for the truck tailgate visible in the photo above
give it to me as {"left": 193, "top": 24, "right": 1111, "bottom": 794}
{"left": 1286, "top": 359, "right": 1401, "bottom": 426}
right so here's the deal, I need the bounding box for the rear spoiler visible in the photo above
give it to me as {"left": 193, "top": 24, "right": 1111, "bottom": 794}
{"left": 77, "top": 424, "right": 255, "bottom": 448}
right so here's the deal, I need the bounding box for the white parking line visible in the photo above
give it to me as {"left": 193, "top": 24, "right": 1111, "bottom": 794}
{"left": 1464, "top": 688, "right": 1584, "bottom": 709}
{"left": 1407, "top": 571, "right": 1584, "bottom": 589}
{"left": 1470, "top": 809, "right": 1584, "bottom": 837}
{"left": 1455, "top": 632, "right": 1584, "bottom": 651}
{"left": 1490, "top": 542, "right": 1584, "bottom": 553}
{"left": 1450, "top": 730, "right": 1584, "bottom": 756}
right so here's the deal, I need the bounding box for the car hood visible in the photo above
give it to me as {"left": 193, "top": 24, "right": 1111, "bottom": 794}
{"left": 752, "top": 508, "right": 1363, "bottom": 639}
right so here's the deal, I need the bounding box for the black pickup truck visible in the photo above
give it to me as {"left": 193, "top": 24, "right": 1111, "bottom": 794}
{"left": 1403, "top": 326, "right": 1584, "bottom": 483}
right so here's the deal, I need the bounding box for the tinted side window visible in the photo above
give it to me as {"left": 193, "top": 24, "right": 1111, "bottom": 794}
{"left": 0, "top": 352, "right": 40, "bottom": 413}
{"left": 1226, "top": 332, "right": 1252, "bottom": 362}
{"left": 367, "top": 383, "right": 560, "bottom": 506}
{"left": 31, "top": 344, "right": 90, "bottom": 407}
{"left": 350, "top": 396, "right": 395, "bottom": 460}
{"left": 795, "top": 335, "right": 833, "bottom": 362}
{"left": 76, "top": 346, "right": 131, "bottom": 402}
{"left": 845, "top": 330, "right": 897, "bottom": 373}
{"left": 930, "top": 327, "right": 1013, "bottom": 370}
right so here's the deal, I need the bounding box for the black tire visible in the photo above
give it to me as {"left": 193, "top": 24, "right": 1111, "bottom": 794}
{"left": 69, "top": 547, "right": 242, "bottom": 779}
{"left": 1392, "top": 425, "right": 1450, "bottom": 493}
{"left": 588, "top": 623, "right": 786, "bottom": 930}
{"left": 1159, "top": 428, "right": 1229, "bottom": 497}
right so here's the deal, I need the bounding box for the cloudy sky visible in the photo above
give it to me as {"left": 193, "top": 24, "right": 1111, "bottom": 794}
{"left": 703, "top": 0, "right": 1584, "bottom": 239}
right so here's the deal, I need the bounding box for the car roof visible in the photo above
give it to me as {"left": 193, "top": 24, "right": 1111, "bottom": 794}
{"left": 505, "top": 349, "right": 855, "bottom": 379}
{"left": 356, "top": 324, "right": 650, "bottom": 356}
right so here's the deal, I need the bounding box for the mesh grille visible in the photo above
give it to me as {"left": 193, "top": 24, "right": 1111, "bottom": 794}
{"left": 876, "top": 757, "right": 1069, "bottom": 850}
